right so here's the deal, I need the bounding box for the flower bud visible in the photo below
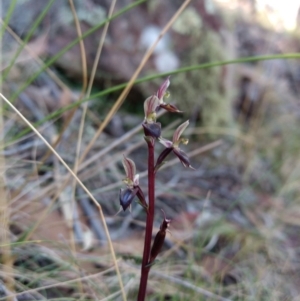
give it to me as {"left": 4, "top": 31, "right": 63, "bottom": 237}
{"left": 149, "top": 210, "right": 171, "bottom": 264}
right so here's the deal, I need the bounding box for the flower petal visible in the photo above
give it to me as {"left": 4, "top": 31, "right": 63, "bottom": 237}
{"left": 122, "top": 155, "right": 136, "bottom": 182}
{"left": 160, "top": 103, "right": 182, "bottom": 113}
{"left": 155, "top": 147, "right": 173, "bottom": 170}
{"left": 157, "top": 77, "right": 170, "bottom": 100}
{"left": 158, "top": 137, "right": 173, "bottom": 148}
{"left": 173, "top": 120, "right": 189, "bottom": 143}
{"left": 173, "top": 148, "right": 195, "bottom": 169}
{"left": 144, "top": 95, "right": 160, "bottom": 123}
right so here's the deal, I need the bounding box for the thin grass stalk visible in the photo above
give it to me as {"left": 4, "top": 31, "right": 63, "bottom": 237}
{"left": 67, "top": 0, "right": 88, "bottom": 295}
{"left": 43, "top": 0, "right": 89, "bottom": 165}
{"left": 10, "top": 0, "right": 147, "bottom": 102}
{"left": 6, "top": 0, "right": 139, "bottom": 165}
{"left": 0, "top": 0, "right": 18, "bottom": 40}
{"left": 0, "top": 266, "right": 116, "bottom": 301}
{"left": 0, "top": 93, "right": 127, "bottom": 301}
{"left": 0, "top": 99, "right": 14, "bottom": 300}
{"left": 1, "top": 0, "right": 57, "bottom": 83}
{"left": 0, "top": 20, "right": 68, "bottom": 90}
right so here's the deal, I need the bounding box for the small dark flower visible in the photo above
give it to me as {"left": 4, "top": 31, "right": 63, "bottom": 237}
{"left": 142, "top": 122, "right": 161, "bottom": 138}
{"left": 121, "top": 156, "right": 148, "bottom": 211}
{"left": 149, "top": 210, "right": 171, "bottom": 264}
{"left": 158, "top": 120, "right": 195, "bottom": 169}
{"left": 119, "top": 187, "right": 138, "bottom": 211}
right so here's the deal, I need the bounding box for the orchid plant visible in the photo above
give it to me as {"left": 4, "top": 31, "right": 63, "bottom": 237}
{"left": 119, "top": 78, "right": 194, "bottom": 301}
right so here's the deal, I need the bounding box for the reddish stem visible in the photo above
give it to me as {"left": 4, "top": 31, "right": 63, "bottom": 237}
{"left": 137, "top": 139, "right": 155, "bottom": 301}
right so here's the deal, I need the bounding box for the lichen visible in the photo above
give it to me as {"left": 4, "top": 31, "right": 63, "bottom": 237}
{"left": 172, "top": 30, "right": 234, "bottom": 128}
{"left": 172, "top": 7, "right": 203, "bottom": 35}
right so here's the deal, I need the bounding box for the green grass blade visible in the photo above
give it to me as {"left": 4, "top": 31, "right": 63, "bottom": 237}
{"left": 0, "top": 0, "right": 18, "bottom": 40}
{"left": 1, "top": 0, "right": 57, "bottom": 83}
{"left": 10, "top": 0, "right": 147, "bottom": 102}
{"left": 89, "top": 53, "right": 300, "bottom": 100}
{"left": 5, "top": 52, "right": 300, "bottom": 144}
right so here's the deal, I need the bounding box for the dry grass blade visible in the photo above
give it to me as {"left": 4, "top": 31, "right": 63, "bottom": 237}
{"left": 0, "top": 266, "right": 116, "bottom": 301}
{"left": 68, "top": 0, "right": 88, "bottom": 95}
{"left": 0, "top": 99, "right": 14, "bottom": 300}
{"left": 153, "top": 272, "right": 232, "bottom": 301}
{"left": 71, "top": 0, "right": 117, "bottom": 179}
{"left": 60, "top": 0, "right": 89, "bottom": 295}
{"left": 0, "top": 19, "right": 69, "bottom": 91}
{"left": 68, "top": 0, "right": 121, "bottom": 297}
{"left": 0, "top": 93, "right": 126, "bottom": 301}
{"left": 78, "top": 139, "right": 223, "bottom": 197}
{"left": 86, "top": 1, "right": 117, "bottom": 96}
